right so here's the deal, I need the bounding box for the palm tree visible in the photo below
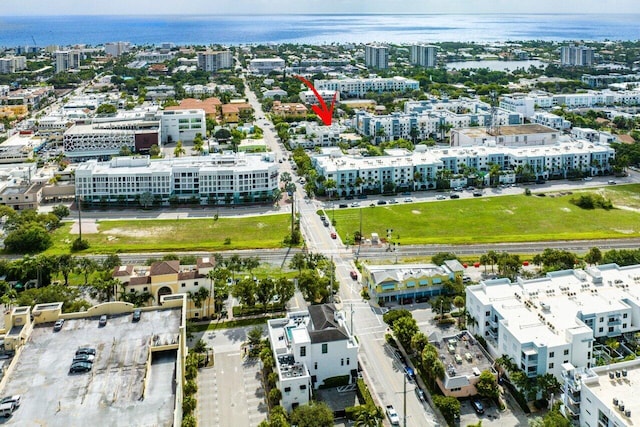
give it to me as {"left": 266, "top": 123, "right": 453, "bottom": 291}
{"left": 173, "top": 140, "right": 186, "bottom": 158}
{"left": 354, "top": 405, "right": 383, "bottom": 427}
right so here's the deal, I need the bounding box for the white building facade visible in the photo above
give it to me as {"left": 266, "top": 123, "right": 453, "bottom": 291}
{"left": 314, "top": 76, "right": 419, "bottom": 98}
{"left": 248, "top": 58, "right": 285, "bottom": 74}
{"left": 197, "top": 51, "right": 233, "bottom": 72}
{"left": 55, "top": 50, "right": 82, "bottom": 74}
{"left": 159, "top": 109, "right": 205, "bottom": 143}
{"left": 410, "top": 44, "right": 437, "bottom": 67}
{"left": 365, "top": 44, "right": 389, "bottom": 69}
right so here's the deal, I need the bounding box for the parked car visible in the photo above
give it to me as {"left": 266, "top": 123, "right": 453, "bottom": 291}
{"left": 404, "top": 197, "right": 413, "bottom": 202}
{"left": 473, "top": 191, "right": 483, "bottom": 197}
{"left": 450, "top": 193, "right": 460, "bottom": 199}
{"left": 404, "top": 366, "right": 416, "bottom": 382}
{"left": 377, "top": 200, "right": 387, "bottom": 205}
{"left": 0, "top": 395, "right": 21, "bottom": 408}
{"left": 414, "top": 386, "right": 425, "bottom": 402}
{"left": 338, "top": 204, "right": 348, "bottom": 208}
{"left": 386, "top": 405, "right": 400, "bottom": 426}
{"left": 350, "top": 202, "right": 360, "bottom": 207}
{"left": 471, "top": 398, "right": 485, "bottom": 414}
{"left": 357, "top": 194, "right": 368, "bottom": 199}
{"left": 69, "top": 361, "right": 93, "bottom": 374}
{"left": 330, "top": 232, "right": 337, "bottom": 239}
{"left": 99, "top": 315, "right": 107, "bottom": 327}
{"left": 608, "top": 180, "right": 617, "bottom": 185}
{"left": 389, "top": 199, "right": 399, "bottom": 204}
{"left": 436, "top": 194, "right": 446, "bottom": 200}
{"left": 132, "top": 309, "right": 141, "bottom": 322}
{"left": 350, "top": 270, "right": 358, "bottom": 280}
{"left": 53, "top": 319, "right": 65, "bottom": 332}
{"left": 76, "top": 347, "right": 96, "bottom": 356}
{"left": 0, "top": 402, "right": 13, "bottom": 418}
{"left": 323, "top": 219, "right": 330, "bottom": 227}
{"left": 72, "top": 354, "right": 95, "bottom": 363}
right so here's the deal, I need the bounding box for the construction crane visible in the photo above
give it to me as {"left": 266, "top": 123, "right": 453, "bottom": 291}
{"left": 31, "top": 35, "right": 37, "bottom": 49}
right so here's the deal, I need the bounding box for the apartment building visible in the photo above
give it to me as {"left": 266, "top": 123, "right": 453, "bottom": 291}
{"left": 0, "top": 56, "right": 27, "bottom": 74}
{"left": 299, "top": 89, "right": 339, "bottom": 106}
{"left": 112, "top": 258, "right": 215, "bottom": 319}
{"left": 0, "top": 86, "right": 54, "bottom": 110}
{"left": 159, "top": 109, "right": 205, "bottom": 143}
{"left": 55, "top": 50, "right": 82, "bottom": 73}
{"left": 314, "top": 76, "right": 419, "bottom": 99}
{"left": 451, "top": 124, "right": 558, "bottom": 147}
{"left": 362, "top": 262, "right": 464, "bottom": 304}
{"left": 410, "top": 44, "right": 437, "bottom": 68}
{"left": 561, "top": 44, "right": 595, "bottom": 66}
{"left": 197, "top": 50, "right": 233, "bottom": 72}
{"left": 248, "top": 58, "right": 285, "bottom": 74}
{"left": 63, "top": 121, "right": 161, "bottom": 160}
{"left": 288, "top": 122, "right": 347, "bottom": 149}
{"left": 562, "top": 359, "right": 640, "bottom": 425}
{"left": 104, "top": 41, "right": 131, "bottom": 57}
{"left": 467, "top": 264, "right": 640, "bottom": 383}
{"left": 74, "top": 153, "right": 279, "bottom": 205}
{"left": 531, "top": 112, "right": 572, "bottom": 130}
{"left": 365, "top": 44, "right": 389, "bottom": 69}
{"left": 267, "top": 304, "right": 359, "bottom": 412}
{"left": 134, "top": 51, "right": 174, "bottom": 62}
{"left": 270, "top": 101, "right": 307, "bottom": 119}
{"left": 311, "top": 139, "right": 614, "bottom": 195}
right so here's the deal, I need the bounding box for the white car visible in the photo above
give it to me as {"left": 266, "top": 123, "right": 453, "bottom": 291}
{"left": 436, "top": 195, "right": 446, "bottom": 200}
{"left": 386, "top": 405, "right": 400, "bottom": 426}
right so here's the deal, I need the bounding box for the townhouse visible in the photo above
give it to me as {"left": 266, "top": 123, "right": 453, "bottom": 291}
{"left": 267, "top": 304, "right": 359, "bottom": 412}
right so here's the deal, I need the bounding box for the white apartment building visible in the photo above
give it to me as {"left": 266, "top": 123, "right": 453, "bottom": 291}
{"left": 311, "top": 139, "right": 614, "bottom": 195}
{"left": 451, "top": 124, "right": 558, "bottom": 147}
{"left": 0, "top": 85, "right": 9, "bottom": 97}
{"left": 314, "top": 76, "right": 419, "bottom": 98}
{"left": 267, "top": 304, "right": 359, "bottom": 412}
{"left": 410, "top": 44, "right": 437, "bottom": 68}
{"left": 499, "top": 95, "right": 536, "bottom": 119}
{"left": 288, "top": 122, "right": 347, "bottom": 149}
{"left": 501, "top": 89, "right": 640, "bottom": 116}
{"left": 63, "top": 121, "right": 160, "bottom": 160}
{"left": 299, "top": 89, "right": 339, "bottom": 105}
{"left": 248, "top": 58, "right": 285, "bottom": 74}
{"left": 365, "top": 44, "right": 388, "bottom": 69}
{"left": 197, "top": 50, "right": 233, "bottom": 72}
{"left": 183, "top": 84, "right": 217, "bottom": 97}
{"left": 134, "top": 51, "right": 174, "bottom": 62}
{"left": 55, "top": 50, "right": 82, "bottom": 74}
{"left": 562, "top": 359, "right": 640, "bottom": 426}
{"left": 104, "top": 42, "right": 132, "bottom": 57}
{"left": 74, "top": 153, "right": 280, "bottom": 205}
{"left": 0, "top": 56, "right": 27, "bottom": 74}
{"left": 356, "top": 107, "right": 521, "bottom": 144}
{"left": 159, "top": 109, "right": 205, "bottom": 144}
{"left": 561, "top": 45, "right": 594, "bottom": 66}
{"left": 531, "top": 112, "right": 572, "bottom": 130}
{"left": 467, "top": 264, "right": 640, "bottom": 383}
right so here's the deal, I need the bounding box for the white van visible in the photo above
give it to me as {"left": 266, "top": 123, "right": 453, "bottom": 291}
{"left": 0, "top": 402, "right": 13, "bottom": 418}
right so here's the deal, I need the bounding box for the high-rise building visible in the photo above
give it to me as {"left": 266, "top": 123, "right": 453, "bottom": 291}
{"left": 410, "top": 44, "right": 437, "bottom": 67}
{"left": 197, "top": 50, "right": 233, "bottom": 72}
{"left": 55, "top": 50, "right": 82, "bottom": 74}
{"left": 0, "top": 56, "right": 27, "bottom": 74}
{"left": 560, "top": 45, "right": 594, "bottom": 66}
{"left": 104, "top": 41, "right": 132, "bottom": 57}
{"left": 365, "top": 44, "right": 388, "bottom": 69}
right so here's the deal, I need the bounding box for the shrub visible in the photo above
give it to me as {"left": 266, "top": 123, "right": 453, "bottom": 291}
{"left": 356, "top": 378, "right": 375, "bottom": 407}
{"left": 382, "top": 308, "right": 412, "bottom": 328}
{"left": 320, "top": 375, "right": 350, "bottom": 389}
{"left": 71, "top": 237, "right": 90, "bottom": 252}
{"left": 570, "top": 193, "right": 613, "bottom": 210}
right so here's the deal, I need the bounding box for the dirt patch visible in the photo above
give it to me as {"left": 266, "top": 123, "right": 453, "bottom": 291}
{"left": 560, "top": 207, "right": 571, "bottom": 212}
{"left": 504, "top": 209, "right": 514, "bottom": 215}
{"left": 107, "top": 227, "right": 171, "bottom": 238}
{"left": 411, "top": 210, "right": 421, "bottom": 215}
{"left": 69, "top": 219, "right": 99, "bottom": 235}
{"left": 613, "top": 228, "right": 636, "bottom": 234}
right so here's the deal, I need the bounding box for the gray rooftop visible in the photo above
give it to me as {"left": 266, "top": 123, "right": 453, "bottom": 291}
{"left": 2, "top": 308, "right": 181, "bottom": 426}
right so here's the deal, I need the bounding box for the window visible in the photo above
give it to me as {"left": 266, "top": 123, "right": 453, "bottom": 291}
{"left": 563, "top": 349, "right": 569, "bottom": 356}
{"left": 564, "top": 360, "right": 568, "bottom": 364}
{"left": 549, "top": 352, "right": 554, "bottom": 358}
{"left": 341, "top": 359, "right": 344, "bottom": 366}
{"left": 322, "top": 343, "right": 328, "bottom": 354}
{"left": 608, "top": 327, "right": 614, "bottom": 333}
{"left": 623, "top": 313, "right": 628, "bottom": 318}
{"left": 143, "top": 287, "right": 148, "bottom": 292}
{"left": 181, "top": 283, "right": 186, "bottom": 287}
{"left": 284, "top": 387, "right": 291, "bottom": 393}
{"left": 599, "top": 317, "right": 604, "bottom": 323}
{"left": 485, "top": 311, "right": 490, "bottom": 317}
{"left": 194, "top": 281, "right": 199, "bottom": 286}
{"left": 623, "top": 323, "right": 628, "bottom": 329}
{"left": 598, "top": 327, "right": 603, "bottom": 333}
{"left": 300, "top": 346, "right": 306, "bottom": 357}
{"left": 300, "top": 384, "right": 306, "bottom": 390}
{"left": 347, "top": 358, "right": 350, "bottom": 365}
{"left": 548, "top": 363, "right": 554, "bottom": 369}
{"left": 314, "top": 362, "right": 317, "bottom": 370}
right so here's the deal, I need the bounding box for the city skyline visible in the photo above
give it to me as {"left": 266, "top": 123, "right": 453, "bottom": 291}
{"left": 5, "top": 0, "right": 639, "bottom": 15}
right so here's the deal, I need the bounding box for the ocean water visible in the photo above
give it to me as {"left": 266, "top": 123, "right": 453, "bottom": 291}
{"left": 1, "top": 14, "right": 640, "bottom": 47}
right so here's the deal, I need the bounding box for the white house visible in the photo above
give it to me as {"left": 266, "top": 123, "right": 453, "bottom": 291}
{"left": 267, "top": 304, "right": 359, "bottom": 412}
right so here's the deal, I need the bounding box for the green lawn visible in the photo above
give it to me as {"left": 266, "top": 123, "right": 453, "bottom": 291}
{"left": 49, "top": 214, "right": 292, "bottom": 254}
{"left": 334, "top": 185, "right": 640, "bottom": 245}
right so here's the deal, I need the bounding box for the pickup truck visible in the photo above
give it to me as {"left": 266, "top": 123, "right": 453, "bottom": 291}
{"left": 386, "top": 405, "right": 400, "bottom": 426}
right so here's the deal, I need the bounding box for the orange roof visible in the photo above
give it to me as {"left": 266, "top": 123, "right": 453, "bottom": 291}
{"left": 165, "top": 97, "right": 222, "bottom": 116}
{"left": 617, "top": 134, "right": 635, "bottom": 144}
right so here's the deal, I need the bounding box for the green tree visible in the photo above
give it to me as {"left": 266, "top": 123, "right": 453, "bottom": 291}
{"left": 102, "top": 254, "right": 121, "bottom": 271}
{"left": 476, "top": 370, "right": 500, "bottom": 399}
{"left": 584, "top": 247, "right": 602, "bottom": 266}
{"left": 353, "top": 404, "right": 383, "bottom": 427}
{"left": 289, "top": 402, "right": 334, "bottom": 427}
{"left": 382, "top": 309, "right": 412, "bottom": 328}
{"left": 275, "top": 277, "right": 295, "bottom": 308}
{"left": 96, "top": 103, "right": 117, "bottom": 114}
{"left": 432, "top": 395, "right": 460, "bottom": 425}
{"left": 149, "top": 144, "right": 161, "bottom": 157}
{"left": 536, "top": 373, "right": 561, "bottom": 401}
{"left": 139, "top": 191, "right": 154, "bottom": 209}
{"left": 431, "top": 252, "right": 458, "bottom": 266}
{"left": 247, "top": 325, "right": 264, "bottom": 354}
{"left": 392, "top": 315, "right": 419, "bottom": 350}
{"left": 4, "top": 223, "right": 52, "bottom": 253}
{"left": 256, "top": 277, "right": 275, "bottom": 312}
{"left": 174, "top": 140, "right": 186, "bottom": 157}
{"left": 232, "top": 277, "right": 257, "bottom": 308}
{"left": 51, "top": 204, "right": 70, "bottom": 219}
{"left": 119, "top": 145, "right": 132, "bottom": 156}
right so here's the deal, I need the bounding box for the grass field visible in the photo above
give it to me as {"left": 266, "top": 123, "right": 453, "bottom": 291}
{"left": 49, "top": 213, "right": 292, "bottom": 254}
{"left": 333, "top": 185, "right": 640, "bottom": 245}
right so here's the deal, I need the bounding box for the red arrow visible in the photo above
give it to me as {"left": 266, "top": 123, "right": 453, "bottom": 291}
{"left": 294, "top": 75, "right": 337, "bottom": 126}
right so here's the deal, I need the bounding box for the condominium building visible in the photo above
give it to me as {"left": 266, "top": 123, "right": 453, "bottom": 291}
{"left": 314, "top": 76, "right": 419, "bottom": 98}
{"left": 248, "top": 58, "right": 285, "bottom": 74}
{"left": 0, "top": 56, "right": 27, "bottom": 74}
{"left": 561, "top": 44, "right": 595, "bottom": 66}
{"left": 134, "top": 51, "right": 174, "bottom": 62}
{"left": 197, "top": 50, "right": 233, "bottom": 72}
{"left": 531, "top": 112, "right": 572, "bottom": 130}
{"left": 562, "top": 359, "right": 640, "bottom": 425}
{"left": 104, "top": 41, "right": 132, "bottom": 57}
{"left": 270, "top": 101, "right": 307, "bottom": 119}
{"left": 410, "top": 44, "right": 437, "bottom": 67}
{"left": 362, "top": 262, "right": 464, "bottom": 304}
{"left": 299, "top": 89, "right": 339, "bottom": 106}
{"left": 55, "top": 50, "right": 82, "bottom": 74}
{"left": 365, "top": 44, "right": 389, "bottom": 69}
{"left": 451, "top": 124, "right": 558, "bottom": 147}
{"left": 63, "top": 121, "right": 160, "bottom": 160}
{"left": 288, "top": 122, "right": 347, "bottom": 149}
{"left": 159, "top": 109, "right": 205, "bottom": 143}
{"left": 112, "top": 258, "right": 216, "bottom": 319}
{"left": 0, "top": 86, "right": 54, "bottom": 110}
{"left": 74, "top": 153, "right": 279, "bottom": 205}
{"left": 466, "top": 264, "right": 640, "bottom": 382}
{"left": 267, "top": 304, "right": 359, "bottom": 412}
{"left": 311, "top": 139, "right": 614, "bottom": 195}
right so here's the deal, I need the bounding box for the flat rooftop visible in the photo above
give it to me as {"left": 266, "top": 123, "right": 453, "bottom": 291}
{"left": 439, "top": 331, "right": 494, "bottom": 389}
{"left": 2, "top": 308, "right": 181, "bottom": 426}
{"left": 584, "top": 363, "right": 640, "bottom": 424}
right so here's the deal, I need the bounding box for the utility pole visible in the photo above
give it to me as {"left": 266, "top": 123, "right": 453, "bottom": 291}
{"left": 357, "top": 207, "right": 362, "bottom": 260}
{"left": 76, "top": 195, "right": 82, "bottom": 241}
{"left": 403, "top": 372, "right": 407, "bottom": 427}
{"left": 290, "top": 191, "right": 295, "bottom": 243}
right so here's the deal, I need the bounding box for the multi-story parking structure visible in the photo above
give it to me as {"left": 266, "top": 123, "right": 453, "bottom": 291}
{"left": 74, "top": 153, "right": 279, "bottom": 206}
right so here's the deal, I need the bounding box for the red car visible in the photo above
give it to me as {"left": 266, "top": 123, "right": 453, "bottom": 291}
{"left": 330, "top": 232, "right": 337, "bottom": 239}
{"left": 350, "top": 270, "right": 358, "bottom": 280}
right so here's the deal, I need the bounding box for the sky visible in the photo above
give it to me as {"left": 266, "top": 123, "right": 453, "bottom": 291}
{"left": 5, "top": 0, "right": 640, "bottom": 15}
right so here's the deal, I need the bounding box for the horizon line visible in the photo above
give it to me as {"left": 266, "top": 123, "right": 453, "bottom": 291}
{"left": 3, "top": 12, "right": 638, "bottom": 17}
